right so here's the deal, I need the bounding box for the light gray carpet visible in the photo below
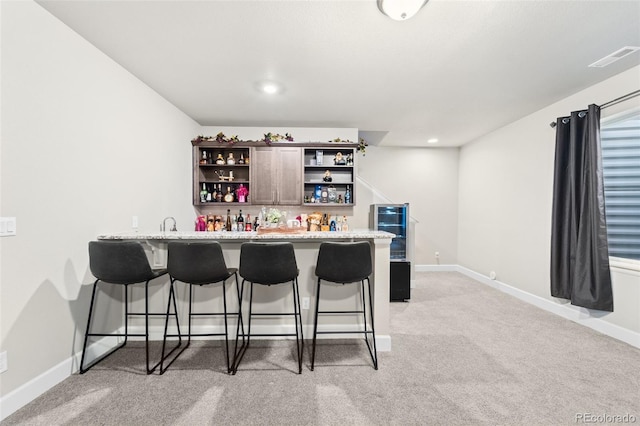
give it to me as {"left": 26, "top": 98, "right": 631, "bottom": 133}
{"left": 3, "top": 272, "right": 639, "bottom": 425}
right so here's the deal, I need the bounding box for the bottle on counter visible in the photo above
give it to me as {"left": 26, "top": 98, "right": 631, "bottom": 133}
{"left": 245, "top": 214, "right": 252, "bottom": 232}
{"left": 342, "top": 215, "right": 349, "bottom": 232}
{"left": 237, "top": 210, "right": 244, "bottom": 231}
{"left": 321, "top": 213, "right": 330, "bottom": 232}
{"left": 226, "top": 209, "right": 232, "bottom": 232}
{"left": 253, "top": 215, "right": 259, "bottom": 231}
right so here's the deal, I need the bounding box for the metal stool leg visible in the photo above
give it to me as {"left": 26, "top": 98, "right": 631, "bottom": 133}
{"left": 292, "top": 278, "right": 303, "bottom": 374}
{"left": 310, "top": 278, "right": 322, "bottom": 371}
{"left": 364, "top": 277, "right": 378, "bottom": 370}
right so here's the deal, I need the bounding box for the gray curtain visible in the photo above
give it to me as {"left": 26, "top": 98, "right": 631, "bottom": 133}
{"left": 550, "top": 104, "right": 613, "bottom": 312}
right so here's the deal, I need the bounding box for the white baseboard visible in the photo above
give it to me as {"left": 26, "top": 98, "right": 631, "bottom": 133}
{"left": 415, "top": 264, "right": 458, "bottom": 272}
{"left": 0, "top": 356, "right": 72, "bottom": 421}
{"left": 418, "top": 264, "right": 640, "bottom": 349}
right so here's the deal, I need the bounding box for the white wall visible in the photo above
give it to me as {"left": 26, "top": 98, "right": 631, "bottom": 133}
{"left": 458, "top": 65, "right": 640, "bottom": 334}
{"left": 356, "top": 146, "right": 459, "bottom": 265}
{"left": 0, "top": 0, "right": 200, "bottom": 398}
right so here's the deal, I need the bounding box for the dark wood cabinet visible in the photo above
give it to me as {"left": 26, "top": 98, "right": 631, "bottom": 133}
{"left": 193, "top": 143, "right": 251, "bottom": 206}
{"left": 192, "top": 141, "right": 356, "bottom": 207}
{"left": 250, "top": 146, "right": 302, "bottom": 205}
{"left": 303, "top": 147, "right": 356, "bottom": 206}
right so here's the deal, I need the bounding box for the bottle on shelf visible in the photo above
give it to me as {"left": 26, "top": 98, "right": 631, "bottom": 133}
{"left": 225, "top": 209, "right": 232, "bottom": 232}
{"left": 227, "top": 152, "right": 235, "bottom": 165}
{"left": 216, "top": 153, "right": 225, "bottom": 165}
{"left": 216, "top": 184, "right": 223, "bottom": 202}
{"left": 237, "top": 210, "right": 244, "bottom": 232}
{"left": 224, "top": 186, "right": 234, "bottom": 202}
{"left": 345, "top": 186, "right": 352, "bottom": 204}
{"left": 245, "top": 214, "right": 252, "bottom": 232}
{"left": 206, "top": 185, "right": 213, "bottom": 202}
{"left": 200, "top": 151, "right": 208, "bottom": 165}
{"left": 238, "top": 153, "right": 245, "bottom": 164}
{"left": 200, "top": 183, "right": 208, "bottom": 203}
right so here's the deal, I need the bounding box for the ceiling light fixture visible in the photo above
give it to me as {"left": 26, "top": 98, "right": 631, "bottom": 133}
{"left": 261, "top": 82, "right": 280, "bottom": 94}
{"left": 377, "top": 0, "right": 429, "bottom": 21}
{"left": 427, "top": 138, "right": 438, "bottom": 144}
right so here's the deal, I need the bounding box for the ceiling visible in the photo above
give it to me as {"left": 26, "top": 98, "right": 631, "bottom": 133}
{"left": 36, "top": 0, "right": 640, "bottom": 147}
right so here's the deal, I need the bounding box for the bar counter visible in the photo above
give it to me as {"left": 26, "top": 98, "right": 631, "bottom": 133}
{"left": 97, "top": 230, "right": 395, "bottom": 351}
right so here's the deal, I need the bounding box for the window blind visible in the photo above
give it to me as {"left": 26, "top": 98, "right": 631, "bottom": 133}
{"left": 601, "top": 115, "right": 640, "bottom": 261}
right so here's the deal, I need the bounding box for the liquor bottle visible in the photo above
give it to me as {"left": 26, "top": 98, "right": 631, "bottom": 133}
{"left": 245, "top": 214, "right": 252, "bottom": 231}
{"left": 342, "top": 215, "right": 349, "bottom": 232}
{"left": 206, "top": 186, "right": 213, "bottom": 202}
{"left": 215, "top": 153, "right": 225, "bottom": 165}
{"left": 227, "top": 152, "right": 235, "bottom": 165}
{"left": 216, "top": 184, "right": 223, "bottom": 202}
{"left": 224, "top": 186, "right": 234, "bottom": 202}
{"left": 226, "top": 209, "right": 232, "bottom": 232}
{"left": 345, "top": 186, "right": 352, "bottom": 204}
{"left": 238, "top": 153, "right": 245, "bottom": 164}
{"left": 253, "top": 215, "right": 259, "bottom": 231}
{"left": 200, "top": 183, "right": 208, "bottom": 203}
{"left": 237, "top": 210, "right": 244, "bottom": 231}
{"left": 200, "top": 150, "right": 208, "bottom": 165}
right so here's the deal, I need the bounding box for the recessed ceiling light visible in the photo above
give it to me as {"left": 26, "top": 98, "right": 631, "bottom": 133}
{"left": 259, "top": 81, "right": 282, "bottom": 95}
{"left": 427, "top": 138, "right": 438, "bottom": 144}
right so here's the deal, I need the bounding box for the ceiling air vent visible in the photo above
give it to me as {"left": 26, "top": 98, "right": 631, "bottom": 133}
{"left": 589, "top": 46, "right": 640, "bottom": 68}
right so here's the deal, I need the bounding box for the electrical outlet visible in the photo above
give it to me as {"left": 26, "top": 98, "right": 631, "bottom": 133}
{"left": 302, "top": 297, "right": 310, "bottom": 310}
{"left": 0, "top": 351, "right": 7, "bottom": 373}
{"left": 0, "top": 217, "right": 17, "bottom": 237}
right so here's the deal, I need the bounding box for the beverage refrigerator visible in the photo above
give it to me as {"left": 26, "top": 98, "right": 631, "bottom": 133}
{"left": 370, "top": 204, "right": 411, "bottom": 301}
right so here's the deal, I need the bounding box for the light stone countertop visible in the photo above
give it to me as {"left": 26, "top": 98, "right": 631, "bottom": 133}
{"left": 97, "top": 230, "right": 395, "bottom": 241}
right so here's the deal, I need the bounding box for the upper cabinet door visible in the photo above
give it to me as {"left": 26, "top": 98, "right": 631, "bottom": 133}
{"left": 250, "top": 146, "right": 302, "bottom": 205}
{"left": 277, "top": 147, "right": 302, "bottom": 205}
{"left": 250, "top": 147, "right": 277, "bottom": 204}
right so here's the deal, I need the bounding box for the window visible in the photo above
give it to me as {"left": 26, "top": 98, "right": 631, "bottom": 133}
{"left": 601, "top": 108, "right": 640, "bottom": 263}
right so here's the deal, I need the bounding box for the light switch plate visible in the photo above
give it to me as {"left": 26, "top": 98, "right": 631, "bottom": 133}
{"left": 0, "top": 217, "right": 16, "bottom": 237}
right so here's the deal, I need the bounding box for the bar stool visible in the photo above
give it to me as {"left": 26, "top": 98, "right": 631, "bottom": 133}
{"left": 233, "top": 242, "right": 303, "bottom": 374}
{"left": 80, "top": 241, "right": 179, "bottom": 374}
{"left": 311, "top": 241, "right": 378, "bottom": 370}
{"left": 160, "top": 241, "right": 242, "bottom": 374}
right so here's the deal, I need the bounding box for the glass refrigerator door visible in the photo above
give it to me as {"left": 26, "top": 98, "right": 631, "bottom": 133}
{"left": 375, "top": 205, "right": 408, "bottom": 260}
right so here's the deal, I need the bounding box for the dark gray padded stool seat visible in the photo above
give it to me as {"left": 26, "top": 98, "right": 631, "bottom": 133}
{"left": 233, "top": 242, "right": 303, "bottom": 374}
{"left": 80, "top": 240, "right": 177, "bottom": 374}
{"left": 160, "top": 241, "right": 242, "bottom": 374}
{"left": 311, "top": 241, "right": 378, "bottom": 370}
